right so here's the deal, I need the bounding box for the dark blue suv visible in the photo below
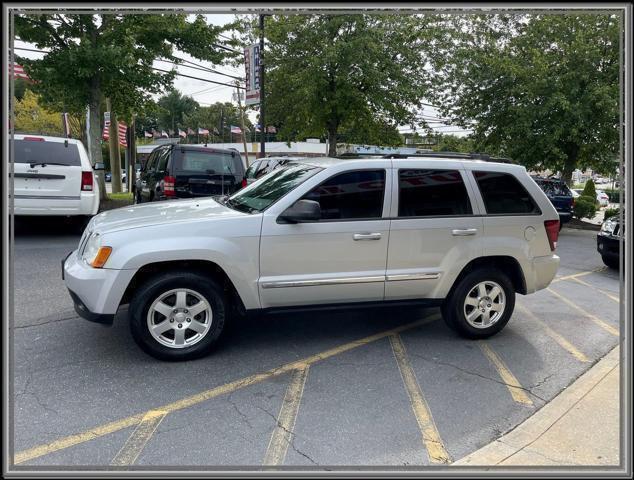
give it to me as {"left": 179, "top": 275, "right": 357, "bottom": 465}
{"left": 532, "top": 176, "right": 574, "bottom": 230}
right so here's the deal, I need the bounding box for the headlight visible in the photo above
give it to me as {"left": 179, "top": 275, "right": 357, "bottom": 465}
{"left": 601, "top": 219, "right": 616, "bottom": 234}
{"left": 82, "top": 232, "right": 112, "bottom": 268}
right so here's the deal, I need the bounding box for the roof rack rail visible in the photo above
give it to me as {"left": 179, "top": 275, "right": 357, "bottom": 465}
{"left": 380, "top": 152, "right": 513, "bottom": 163}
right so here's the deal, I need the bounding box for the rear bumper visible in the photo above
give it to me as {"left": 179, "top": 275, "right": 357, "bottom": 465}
{"left": 14, "top": 192, "right": 99, "bottom": 216}
{"left": 528, "top": 254, "right": 560, "bottom": 293}
{"left": 557, "top": 211, "right": 572, "bottom": 224}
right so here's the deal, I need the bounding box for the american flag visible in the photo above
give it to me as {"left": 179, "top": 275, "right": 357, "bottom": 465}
{"left": 102, "top": 120, "right": 128, "bottom": 147}
{"left": 213, "top": 127, "right": 219, "bottom": 135}
{"left": 255, "top": 124, "right": 262, "bottom": 132}
{"left": 230, "top": 125, "right": 242, "bottom": 134}
{"left": 267, "top": 126, "right": 277, "bottom": 134}
{"left": 198, "top": 127, "right": 209, "bottom": 135}
{"left": 178, "top": 129, "right": 186, "bottom": 138}
{"left": 187, "top": 127, "right": 195, "bottom": 135}
{"left": 12, "top": 63, "right": 30, "bottom": 80}
{"left": 161, "top": 130, "right": 168, "bottom": 138}
{"left": 144, "top": 131, "right": 153, "bottom": 138}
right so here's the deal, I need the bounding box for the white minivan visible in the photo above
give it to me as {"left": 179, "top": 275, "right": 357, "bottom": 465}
{"left": 12, "top": 134, "right": 102, "bottom": 219}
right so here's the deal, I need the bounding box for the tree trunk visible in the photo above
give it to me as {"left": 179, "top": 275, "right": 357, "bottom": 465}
{"left": 561, "top": 145, "right": 580, "bottom": 186}
{"left": 89, "top": 79, "right": 107, "bottom": 201}
{"left": 327, "top": 123, "right": 338, "bottom": 157}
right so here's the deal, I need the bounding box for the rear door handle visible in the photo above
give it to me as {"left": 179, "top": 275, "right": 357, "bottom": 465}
{"left": 353, "top": 232, "right": 382, "bottom": 241}
{"left": 452, "top": 228, "right": 478, "bottom": 236}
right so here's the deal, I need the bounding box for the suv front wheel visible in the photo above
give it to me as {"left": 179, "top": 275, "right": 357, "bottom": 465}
{"left": 129, "top": 272, "right": 227, "bottom": 361}
{"left": 442, "top": 268, "right": 515, "bottom": 339}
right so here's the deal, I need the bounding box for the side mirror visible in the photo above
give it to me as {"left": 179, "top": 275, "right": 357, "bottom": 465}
{"left": 93, "top": 162, "right": 105, "bottom": 171}
{"left": 278, "top": 199, "right": 321, "bottom": 224}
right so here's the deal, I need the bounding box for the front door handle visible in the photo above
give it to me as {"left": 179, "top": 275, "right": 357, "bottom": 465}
{"left": 353, "top": 232, "right": 382, "bottom": 241}
{"left": 452, "top": 228, "right": 478, "bottom": 236}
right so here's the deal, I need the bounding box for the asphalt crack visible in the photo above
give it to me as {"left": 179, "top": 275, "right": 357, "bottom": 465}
{"left": 408, "top": 352, "right": 547, "bottom": 403}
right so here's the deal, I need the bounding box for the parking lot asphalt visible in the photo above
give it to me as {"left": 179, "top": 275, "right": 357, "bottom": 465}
{"left": 10, "top": 219, "right": 621, "bottom": 469}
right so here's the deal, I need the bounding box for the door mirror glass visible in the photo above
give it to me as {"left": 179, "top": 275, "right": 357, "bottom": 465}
{"left": 279, "top": 199, "right": 321, "bottom": 223}
{"left": 93, "top": 162, "right": 105, "bottom": 171}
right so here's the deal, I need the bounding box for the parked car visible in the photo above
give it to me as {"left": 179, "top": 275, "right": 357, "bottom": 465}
{"left": 134, "top": 144, "right": 245, "bottom": 203}
{"left": 596, "top": 190, "right": 609, "bottom": 207}
{"left": 105, "top": 172, "right": 127, "bottom": 183}
{"left": 597, "top": 212, "right": 623, "bottom": 269}
{"left": 13, "top": 134, "right": 102, "bottom": 220}
{"left": 242, "top": 157, "right": 304, "bottom": 186}
{"left": 63, "top": 154, "right": 560, "bottom": 360}
{"left": 532, "top": 176, "right": 574, "bottom": 230}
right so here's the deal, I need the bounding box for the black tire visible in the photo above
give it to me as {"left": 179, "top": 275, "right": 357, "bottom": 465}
{"left": 602, "top": 255, "right": 620, "bottom": 270}
{"left": 129, "top": 271, "right": 227, "bottom": 361}
{"left": 441, "top": 268, "right": 515, "bottom": 339}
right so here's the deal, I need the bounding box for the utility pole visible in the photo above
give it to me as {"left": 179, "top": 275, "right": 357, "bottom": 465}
{"left": 235, "top": 84, "right": 250, "bottom": 167}
{"left": 106, "top": 97, "right": 122, "bottom": 194}
{"left": 259, "top": 14, "right": 266, "bottom": 158}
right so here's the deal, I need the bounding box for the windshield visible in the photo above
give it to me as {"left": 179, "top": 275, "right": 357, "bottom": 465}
{"left": 224, "top": 163, "right": 322, "bottom": 213}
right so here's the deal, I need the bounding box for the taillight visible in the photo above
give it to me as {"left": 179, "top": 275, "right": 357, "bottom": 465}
{"left": 163, "top": 175, "right": 176, "bottom": 197}
{"left": 544, "top": 220, "right": 560, "bottom": 251}
{"left": 81, "top": 171, "right": 93, "bottom": 191}
{"left": 241, "top": 178, "right": 247, "bottom": 188}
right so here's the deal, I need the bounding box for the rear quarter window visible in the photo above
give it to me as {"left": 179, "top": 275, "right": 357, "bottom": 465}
{"left": 14, "top": 139, "right": 81, "bottom": 166}
{"left": 474, "top": 171, "right": 541, "bottom": 215}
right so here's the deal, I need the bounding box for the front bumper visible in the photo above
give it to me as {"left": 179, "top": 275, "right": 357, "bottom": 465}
{"left": 597, "top": 234, "right": 620, "bottom": 259}
{"left": 62, "top": 249, "right": 136, "bottom": 324}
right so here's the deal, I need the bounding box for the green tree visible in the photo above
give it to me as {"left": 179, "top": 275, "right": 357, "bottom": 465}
{"left": 581, "top": 178, "right": 597, "bottom": 200}
{"left": 427, "top": 14, "right": 619, "bottom": 185}
{"left": 157, "top": 89, "right": 200, "bottom": 132}
{"left": 433, "top": 134, "right": 475, "bottom": 153}
{"left": 15, "top": 13, "right": 228, "bottom": 196}
{"left": 237, "top": 14, "right": 433, "bottom": 156}
{"left": 14, "top": 90, "right": 63, "bottom": 136}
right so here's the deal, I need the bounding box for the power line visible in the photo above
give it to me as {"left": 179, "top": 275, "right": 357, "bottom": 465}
{"left": 152, "top": 67, "right": 245, "bottom": 89}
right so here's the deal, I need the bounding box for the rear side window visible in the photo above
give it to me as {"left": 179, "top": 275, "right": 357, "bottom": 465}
{"left": 475, "top": 171, "right": 541, "bottom": 215}
{"left": 14, "top": 139, "right": 81, "bottom": 166}
{"left": 157, "top": 148, "right": 171, "bottom": 172}
{"left": 177, "top": 150, "right": 242, "bottom": 176}
{"left": 398, "top": 169, "right": 472, "bottom": 217}
{"left": 303, "top": 170, "right": 386, "bottom": 220}
{"left": 535, "top": 180, "right": 571, "bottom": 197}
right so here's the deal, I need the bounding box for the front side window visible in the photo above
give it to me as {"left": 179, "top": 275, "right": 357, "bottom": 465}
{"left": 225, "top": 163, "right": 322, "bottom": 213}
{"left": 398, "top": 169, "right": 472, "bottom": 217}
{"left": 302, "top": 170, "right": 386, "bottom": 221}
{"left": 475, "top": 171, "right": 541, "bottom": 215}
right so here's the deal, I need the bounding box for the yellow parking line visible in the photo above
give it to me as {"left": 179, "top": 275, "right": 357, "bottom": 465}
{"left": 570, "top": 277, "right": 620, "bottom": 303}
{"left": 516, "top": 304, "right": 590, "bottom": 363}
{"left": 110, "top": 410, "right": 167, "bottom": 466}
{"left": 262, "top": 365, "right": 310, "bottom": 466}
{"left": 14, "top": 313, "right": 441, "bottom": 465}
{"left": 479, "top": 342, "right": 534, "bottom": 406}
{"left": 551, "top": 266, "right": 607, "bottom": 283}
{"left": 390, "top": 334, "right": 451, "bottom": 464}
{"left": 547, "top": 288, "right": 619, "bottom": 337}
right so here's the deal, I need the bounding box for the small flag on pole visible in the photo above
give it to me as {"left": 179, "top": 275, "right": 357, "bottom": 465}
{"left": 178, "top": 129, "right": 186, "bottom": 138}
{"left": 187, "top": 127, "right": 195, "bottom": 135}
{"left": 266, "top": 126, "right": 277, "bottom": 134}
{"left": 198, "top": 127, "right": 209, "bottom": 135}
{"left": 213, "top": 127, "right": 219, "bottom": 135}
{"left": 230, "top": 125, "right": 242, "bottom": 134}
{"left": 144, "top": 131, "right": 153, "bottom": 138}
{"left": 255, "top": 124, "right": 261, "bottom": 132}
{"left": 161, "top": 130, "right": 168, "bottom": 138}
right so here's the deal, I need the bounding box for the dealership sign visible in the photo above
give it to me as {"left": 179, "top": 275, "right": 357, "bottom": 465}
{"left": 244, "top": 44, "right": 261, "bottom": 106}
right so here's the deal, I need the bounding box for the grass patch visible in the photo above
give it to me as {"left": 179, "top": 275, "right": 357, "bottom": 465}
{"left": 108, "top": 192, "right": 133, "bottom": 201}
{"left": 100, "top": 191, "right": 134, "bottom": 212}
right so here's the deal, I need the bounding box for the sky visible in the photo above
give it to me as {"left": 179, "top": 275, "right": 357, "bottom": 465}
{"left": 13, "top": 13, "right": 470, "bottom": 137}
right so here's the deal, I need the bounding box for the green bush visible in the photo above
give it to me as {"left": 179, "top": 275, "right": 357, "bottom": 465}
{"left": 603, "top": 189, "right": 622, "bottom": 203}
{"left": 603, "top": 208, "right": 620, "bottom": 220}
{"left": 573, "top": 195, "right": 598, "bottom": 220}
{"left": 581, "top": 179, "right": 597, "bottom": 201}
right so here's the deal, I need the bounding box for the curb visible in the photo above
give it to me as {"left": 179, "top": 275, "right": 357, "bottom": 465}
{"left": 453, "top": 345, "right": 620, "bottom": 466}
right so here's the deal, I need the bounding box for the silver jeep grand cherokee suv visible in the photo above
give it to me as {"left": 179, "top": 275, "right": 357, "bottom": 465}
{"left": 63, "top": 155, "right": 560, "bottom": 360}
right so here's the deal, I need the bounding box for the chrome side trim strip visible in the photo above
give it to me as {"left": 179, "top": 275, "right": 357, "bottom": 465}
{"left": 386, "top": 273, "right": 441, "bottom": 282}
{"left": 261, "top": 276, "right": 385, "bottom": 289}
{"left": 13, "top": 195, "right": 81, "bottom": 200}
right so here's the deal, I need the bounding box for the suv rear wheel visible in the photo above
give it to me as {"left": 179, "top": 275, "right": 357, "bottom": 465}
{"left": 442, "top": 268, "right": 515, "bottom": 339}
{"left": 129, "top": 272, "right": 227, "bottom": 361}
